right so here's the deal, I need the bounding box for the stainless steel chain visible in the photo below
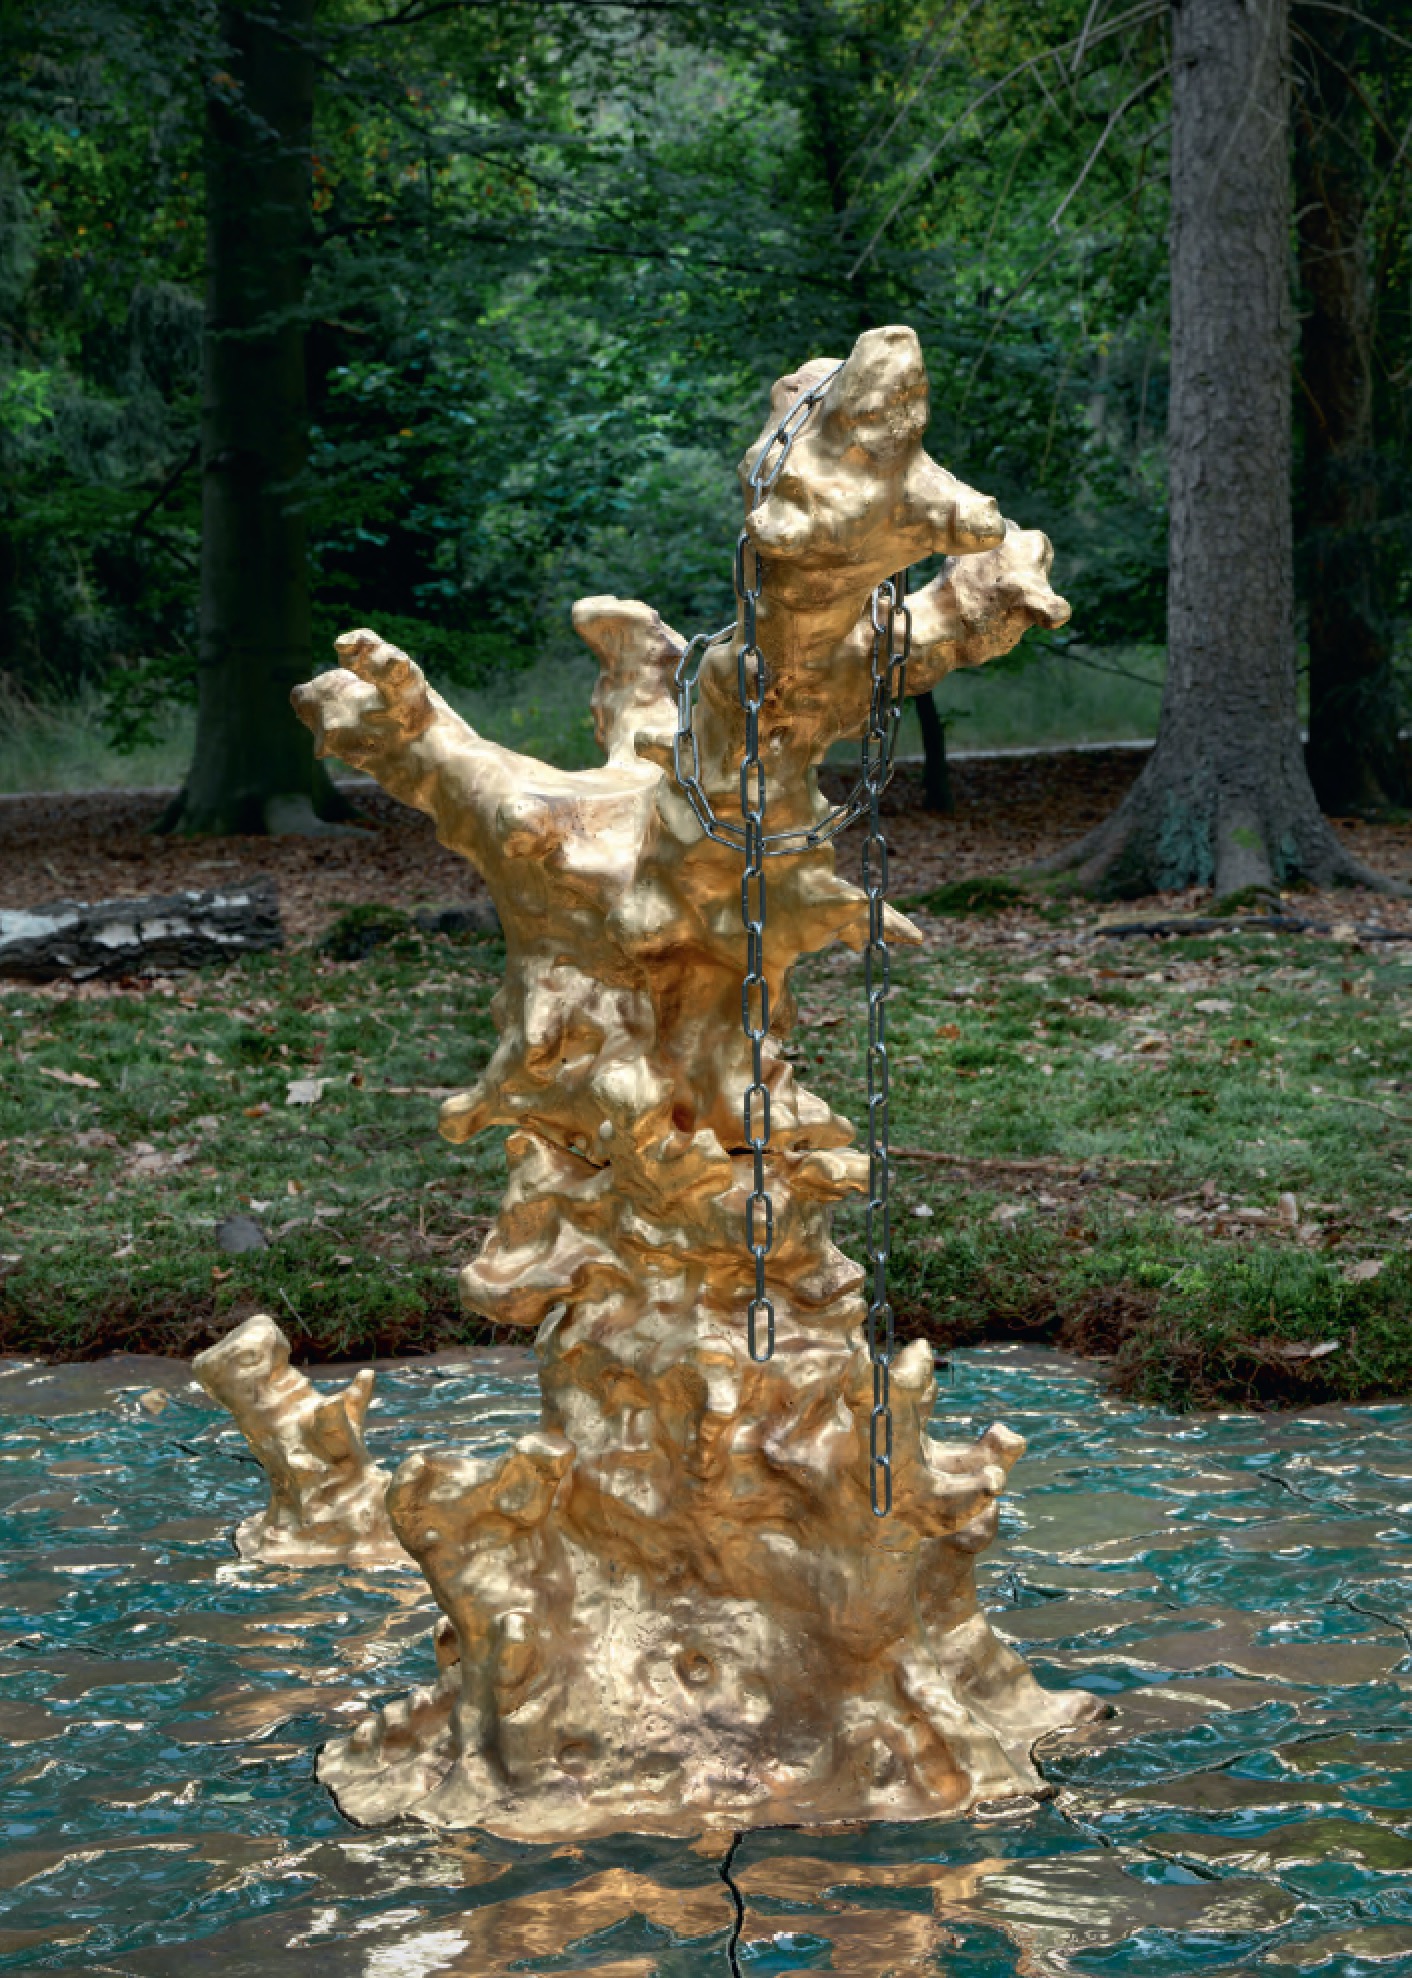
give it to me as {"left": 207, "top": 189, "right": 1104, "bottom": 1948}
{"left": 862, "top": 574, "right": 911, "bottom": 1517}
{"left": 672, "top": 368, "right": 910, "bottom": 1517}
{"left": 673, "top": 363, "right": 902, "bottom": 861}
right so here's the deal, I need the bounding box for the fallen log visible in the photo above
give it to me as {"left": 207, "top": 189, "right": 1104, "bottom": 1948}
{"left": 0, "top": 878, "right": 282, "bottom": 981}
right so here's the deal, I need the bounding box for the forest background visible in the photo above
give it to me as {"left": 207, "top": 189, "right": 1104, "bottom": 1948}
{"left": 6, "top": 0, "right": 1408, "bottom": 828}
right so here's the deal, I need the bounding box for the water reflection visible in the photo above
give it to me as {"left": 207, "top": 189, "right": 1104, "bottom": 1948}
{"left": 2, "top": 1345, "right": 1410, "bottom": 1974}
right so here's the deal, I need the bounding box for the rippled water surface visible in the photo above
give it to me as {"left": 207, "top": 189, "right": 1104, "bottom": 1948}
{"left": 2, "top": 1345, "right": 1412, "bottom": 1976}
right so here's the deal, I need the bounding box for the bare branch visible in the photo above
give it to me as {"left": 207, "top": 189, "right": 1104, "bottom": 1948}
{"left": 845, "top": 0, "right": 989, "bottom": 186}
{"left": 1294, "top": 1, "right": 1412, "bottom": 57}
{"left": 846, "top": 0, "right": 1165, "bottom": 277}
{"left": 958, "top": 168, "right": 1167, "bottom": 408}
{"left": 1050, "top": 64, "right": 1169, "bottom": 230}
{"left": 1071, "top": 0, "right": 1108, "bottom": 78}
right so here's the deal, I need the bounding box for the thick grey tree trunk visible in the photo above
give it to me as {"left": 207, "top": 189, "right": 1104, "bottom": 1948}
{"left": 1296, "top": 12, "right": 1407, "bottom": 814}
{"left": 169, "top": 0, "right": 346, "bottom": 836}
{"left": 1042, "top": 0, "right": 1384, "bottom": 899}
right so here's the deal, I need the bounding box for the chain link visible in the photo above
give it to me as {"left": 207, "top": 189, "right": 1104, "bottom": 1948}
{"left": 737, "top": 521, "right": 774, "bottom": 1363}
{"left": 862, "top": 574, "right": 910, "bottom": 1516}
{"left": 671, "top": 366, "right": 910, "bottom": 1517}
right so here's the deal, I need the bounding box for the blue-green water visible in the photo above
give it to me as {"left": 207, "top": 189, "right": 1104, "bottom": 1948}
{"left": 2, "top": 1344, "right": 1411, "bottom": 1977}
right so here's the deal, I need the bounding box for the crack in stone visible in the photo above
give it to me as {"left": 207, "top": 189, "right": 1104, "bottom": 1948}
{"left": 717, "top": 1829, "right": 746, "bottom": 1977}
{"left": 1334, "top": 1586, "right": 1412, "bottom": 1654}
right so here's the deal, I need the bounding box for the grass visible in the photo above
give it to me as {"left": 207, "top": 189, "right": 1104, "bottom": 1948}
{"left": 927, "top": 641, "right": 1166, "bottom": 752}
{"left": 0, "top": 681, "right": 196, "bottom": 793}
{"left": 1, "top": 910, "right": 1409, "bottom": 1408}
{"left": 0, "top": 924, "right": 509, "bottom": 1361}
{"left": 0, "top": 653, "right": 606, "bottom": 795}
{"left": 0, "top": 644, "right": 1162, "bottom": 797}
{"left": 804, "top": 922, "right": 1412, "bottom": 1409}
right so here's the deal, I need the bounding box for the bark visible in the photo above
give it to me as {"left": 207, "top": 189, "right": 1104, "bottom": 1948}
{"left": 1041, "top": 0, "right": 1391, "bottom": 900}
{"left": 1296, "top": 12, "right": 1407, "bottom": 812}
{"left": 170, "top": 0, "right": 346, "bottom": 835}
{"left": 913, "top": 688, "right": 954, "bottom": 811}
{"left": 0, "top": 879, "right": 281, "bottom": 981}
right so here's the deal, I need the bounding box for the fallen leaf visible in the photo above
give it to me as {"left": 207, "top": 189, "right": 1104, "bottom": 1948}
{"left": 137, "top": 1388, "right": 169, "bottom": 1415}
{"left": 935, "top": 1022, "right": 961, "bottom": 1041}
{"left": 911, "top": 1203, "right": 934, "bottom": 1219}
{"left": 39, "top": 1066, "right": 100, "bottom": 1090}
{"left": 989, "top": 1202, "right": 1027, "bottom": 1224}
{"left": 128, "top": 1144, "right": 196, "bottom": 1179}
{"left": 1133, "top": 1033, "right": 1168, "bottom": 1054}
{"left": 287, "top": 1177, "right": 304, "bottom": 1197}
{"left": 1277, "top": 1192, "right": 1300, "bottom": 1226}
{"left": 1272, "top": 1338, "right": 1342, "bottom": 1362}
{"left": 1343, "top": 1258, "right": 1385, "bottom": 1284}
{"left": 243, "top": 1101, "right": 271, "bottom": 1119}
{"left": 1193, "top": 998, "right": 1233, "bottom": 1014}
{"left": 286, "top": 1076, "right": 327, "bottom": 1107}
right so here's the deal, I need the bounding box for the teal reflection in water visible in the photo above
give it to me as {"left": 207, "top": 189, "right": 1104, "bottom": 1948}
{"left": 2, "top": 1345, "right": 1411, "bottom": 1976}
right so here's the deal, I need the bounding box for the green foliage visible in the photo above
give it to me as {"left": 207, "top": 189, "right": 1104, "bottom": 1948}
{"left": 10, "top": 0, "right": 1408, "bottom": 767}
{"left": 0, "top": 0, "right": 1181, "bottom": 740}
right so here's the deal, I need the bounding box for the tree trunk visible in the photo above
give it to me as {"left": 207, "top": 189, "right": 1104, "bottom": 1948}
{"left": 1296, "top": 12, "right": 1407, "bottom": 813}
{"left": 913, "top": 689, "right": 953, "bottom": 811}
{"left": 170, "top": 0, "right": 345, "bottom": 836}
{"left": 1040, "top": 0, "right": 1387, "bottom": 900}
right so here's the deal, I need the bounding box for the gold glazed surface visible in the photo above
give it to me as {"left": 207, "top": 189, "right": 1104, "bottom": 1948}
{"left": 192, "top": 1314, "right": 405, "bottom": 1567}
{"left": 276, "top": 325, "right": 1094, "bottom": 1840}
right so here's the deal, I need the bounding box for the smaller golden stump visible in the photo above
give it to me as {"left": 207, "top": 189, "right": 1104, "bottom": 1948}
{"left": 193, "top": 1314, "right": 405, "bottom": 1567}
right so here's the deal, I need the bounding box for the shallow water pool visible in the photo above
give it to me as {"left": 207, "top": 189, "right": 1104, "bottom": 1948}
{"left": 2, "top": 1344, "right": 1411, "bottom": 1976}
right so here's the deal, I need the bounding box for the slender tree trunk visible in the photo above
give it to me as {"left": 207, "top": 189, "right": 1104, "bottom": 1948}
{"left": 913, "top": 689, "right": 953, "bottom": 811}
{"left": 169, "top": 0, "right": 345, "bottom": 835}
{"left": 1040, "top": 0, "right": 1387, "bottom": 899}
{"left": 1297, "top": 14, "right": 1406, "bottom": 813}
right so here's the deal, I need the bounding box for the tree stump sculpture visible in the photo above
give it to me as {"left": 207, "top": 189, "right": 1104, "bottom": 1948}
{"left": 193, "top": 1314, "right": 404, "bottom": 1567}
{"left": 277, "top": 326, "right": 1096, "bottom": 1840}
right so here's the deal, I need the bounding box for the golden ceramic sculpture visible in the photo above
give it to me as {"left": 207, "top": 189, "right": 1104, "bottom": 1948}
{"left": 192, "top": 1314, "right": 404, "bottom": 1567}
{"left": 275, "top": 325, "right": 1095, "bottom": 1839}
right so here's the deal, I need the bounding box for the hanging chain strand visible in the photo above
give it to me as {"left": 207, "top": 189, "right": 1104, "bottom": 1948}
{"left": 731, "top": 368, "right": 843, "bottom": 1367}
{"left": 862, "top": 573, "right": 910, "bottom": 1517}
{"left": 672, "top": 366, "right": 911, "bottom": 1512}
{"left": 737, "top": 525, "right": 774, "bottom": 1363}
